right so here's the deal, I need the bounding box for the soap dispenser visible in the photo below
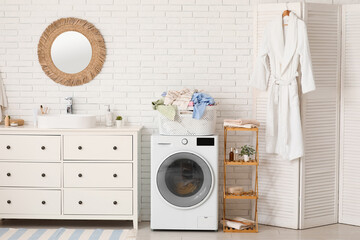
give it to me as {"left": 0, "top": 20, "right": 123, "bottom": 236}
{"left": 105, "top": 105, "right": 113, "bottom": 127}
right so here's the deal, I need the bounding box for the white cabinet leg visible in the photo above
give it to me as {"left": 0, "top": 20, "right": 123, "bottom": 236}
{"left": 133, "top": 219, "right": 138, "bottom": 229}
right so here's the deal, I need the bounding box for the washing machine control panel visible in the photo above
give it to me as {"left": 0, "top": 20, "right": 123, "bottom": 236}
{"left": 179, "top": 137, "right": 216, "bottom": 146}
{"left": 181, "top": 138, "right": 188, "bottom": 145}
{"left": 197, "top": 137, "right": 215, "bottom": 146}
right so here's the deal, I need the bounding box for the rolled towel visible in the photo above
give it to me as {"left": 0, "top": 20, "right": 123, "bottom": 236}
{"left": 226, "top": 186, "right": 244, "bottom": 195}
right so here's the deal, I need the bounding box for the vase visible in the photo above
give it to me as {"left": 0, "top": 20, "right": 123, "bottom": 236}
{"left": 116, "top": 120, "right": 123, "bottom": 128}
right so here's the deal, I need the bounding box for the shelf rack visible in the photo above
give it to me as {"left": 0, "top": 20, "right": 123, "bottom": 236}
{"left": 223, "top": 126, "right": 259, "bottom": 233}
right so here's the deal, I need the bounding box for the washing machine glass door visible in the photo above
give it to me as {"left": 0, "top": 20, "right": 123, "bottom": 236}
{"left": 157, "top": 152, "right": 213, "bottom": 208}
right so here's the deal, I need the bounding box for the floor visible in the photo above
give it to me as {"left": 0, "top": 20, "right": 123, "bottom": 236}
{"left": 1, "top": 220, "right": 360, "bottom": 240}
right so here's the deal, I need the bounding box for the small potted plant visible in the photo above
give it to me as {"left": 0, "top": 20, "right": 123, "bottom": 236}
{"left": 240, "top": 145, "right": 255, "bottom": 162}
{"left": 115, "top": 116, "right": 123, "bottom": 128}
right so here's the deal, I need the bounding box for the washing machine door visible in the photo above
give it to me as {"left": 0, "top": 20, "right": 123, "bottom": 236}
{"left": 157, "top": 152, "right": 213, "bottom": 208}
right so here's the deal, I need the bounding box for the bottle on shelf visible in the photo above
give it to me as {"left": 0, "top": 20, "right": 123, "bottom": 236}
{"left": 4, "top": 115, "right": 10, "bottom": 127}
{"left": 229, "top": 147, "right": 234, "bottom": 161}
{"left": 234, "top": 148, "right": 239, "bottom": 161}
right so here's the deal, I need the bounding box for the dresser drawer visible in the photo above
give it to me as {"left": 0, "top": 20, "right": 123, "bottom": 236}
{"left": 0, "top": 135, "right": 60, "bottom": 161}
{"left": 0, "top": 163, "right": 61, "bottom": 188}
{"left": 64, "top": 136, "right": 132, "bottom": 161}
{"left": 0, "top": 189, "right": 61, "bottom": 215}
{"left": 64, "top": 163, "right": 132, "bottom": 188}
{"left": 64, "top": 189, "right": 132, "bottom": 215}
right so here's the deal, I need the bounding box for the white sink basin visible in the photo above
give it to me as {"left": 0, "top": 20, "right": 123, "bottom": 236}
{"left": 37, "top": 114, "right": 97, "bottom": 129}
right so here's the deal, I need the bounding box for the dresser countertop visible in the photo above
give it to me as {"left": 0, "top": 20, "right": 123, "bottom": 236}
{"left": 0, "top": 125, "right": 143, "bottom": 133}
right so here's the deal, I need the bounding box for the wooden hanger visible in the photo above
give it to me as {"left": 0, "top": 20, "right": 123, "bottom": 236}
{"left": 282, "top": 3, "right": 290, "bottom": 26}
{"left": 282, "top": 10, "right": 291, "bottom": 17}
{"left": 282, "top": 9, "right": 290, "bottom": 26}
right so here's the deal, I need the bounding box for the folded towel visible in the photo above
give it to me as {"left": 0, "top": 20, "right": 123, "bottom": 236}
{"left": 0, "top": 73, "right": 8, "bottom": 123}
{"left": 224, "top": 119, "right": 260, "bottom": 127}
{"left": 224, "top": 123, "right": 257, "bottom": 128}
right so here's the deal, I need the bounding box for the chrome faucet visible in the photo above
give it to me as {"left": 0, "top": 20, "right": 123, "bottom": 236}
{"left": 65, "top": 97, "right": 73, "bottom": 114}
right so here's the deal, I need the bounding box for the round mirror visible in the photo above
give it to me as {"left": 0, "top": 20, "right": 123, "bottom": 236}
{"left": 51, "top": 31, "right": 92, "bottom": 74}
{"left": 38, "top": 18, "right": 106, "bottom": 86}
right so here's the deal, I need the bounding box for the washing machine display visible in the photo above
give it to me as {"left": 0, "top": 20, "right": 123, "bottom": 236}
{"left": 157, "top": 152, "right": 213, "bottom": 208}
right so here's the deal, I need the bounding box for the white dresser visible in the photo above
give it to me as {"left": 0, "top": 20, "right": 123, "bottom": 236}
{"left": 0, "top": 126, "right": 142, "bottom": 229}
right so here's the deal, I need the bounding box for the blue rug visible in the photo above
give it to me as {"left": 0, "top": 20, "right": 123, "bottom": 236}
{"left": 0, "top": 228, "right": 134, "bottom": 240}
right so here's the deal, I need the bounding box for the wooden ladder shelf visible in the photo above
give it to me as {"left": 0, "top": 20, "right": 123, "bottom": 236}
{"left": 223, "top": 126, "right": 259, "bottom": 233}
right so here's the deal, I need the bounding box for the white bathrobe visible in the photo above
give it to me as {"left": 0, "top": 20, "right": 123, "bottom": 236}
{"left": 251, "top": 12, "right": 316, "bottom": 161}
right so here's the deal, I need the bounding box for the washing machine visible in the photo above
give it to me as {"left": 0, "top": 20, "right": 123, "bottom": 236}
{"left": 151, "top": 135, "right": 218, "bottom": 230}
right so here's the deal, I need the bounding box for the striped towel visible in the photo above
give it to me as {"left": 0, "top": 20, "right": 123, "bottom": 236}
{"left": 0, "top": 228, "right": 134, "bottom": 240}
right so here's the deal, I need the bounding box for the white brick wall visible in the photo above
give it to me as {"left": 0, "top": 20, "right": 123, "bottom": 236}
{"left": 0, "top": 0, "right": 358, "bottom": 221}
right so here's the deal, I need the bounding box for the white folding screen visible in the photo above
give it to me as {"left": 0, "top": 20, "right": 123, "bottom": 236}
{"left": 339, "top": 4, "right": 360, "bottom": 227}
{"left": 300, "top": 3, "right": 341, "bottom": 229}
{"left": 253, "top": 3, "right": 302, "bottom": 230}
{"left": 253, "top": 2, "right": 340, "bottom": 229}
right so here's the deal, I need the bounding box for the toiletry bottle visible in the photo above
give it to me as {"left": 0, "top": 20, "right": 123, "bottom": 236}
{"left": 229, "top": 147, "right": 234, "bottom": 161}
{"left": 4, "top": 115, "right": 10, "bottom": 127}
{"left": 105, "top": 105, "right": 113, "bottom": 127}
{"left": 234, "top": 149, "right": 239, "bottom": 161}
{"left": 33, "top": 108, "right": 39, "bottom": 127}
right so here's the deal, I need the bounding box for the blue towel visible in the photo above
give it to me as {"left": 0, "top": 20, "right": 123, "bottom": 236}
{"left": 191, "top": 92, "right": 215, "bottom": 119}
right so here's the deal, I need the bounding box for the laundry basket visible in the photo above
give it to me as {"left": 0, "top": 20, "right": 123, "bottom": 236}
{"left": 158, "top": 106, "right": 217, "bottom": 135}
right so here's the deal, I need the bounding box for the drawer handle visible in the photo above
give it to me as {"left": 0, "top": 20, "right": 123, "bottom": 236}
{"left": 113, "top": 173, "right": 117, "bottom": 178}
{"left": 78, "top": 173, "right": 83, "bottom": 178}
{"left": 78, "top": 146, "right": 82, "bottom": 150}
{"left": 42, "top": 201, "right": 46, "bottom": 205}
{"left": 7, "top": 173, "right": 11, "bottom": 177}
{"left": 78, "top": 201, "right": 83, "bottom": 205}
{"left": 41, "top": 146, "right": 46, "bottom": 150}
{"left": 6, "top": 145, "right": 11, "bottom": 150}
{"left": 113, "top": 201, "right": 118, "bottom": 205}
{"left": 41, "top": 173, "right": 46, "bottom": 177}
{"left": 7, "top": 200, "right": 11, "bottom": 204}
{"left": 113, "top": 146, "right": 117, "bottom": 150}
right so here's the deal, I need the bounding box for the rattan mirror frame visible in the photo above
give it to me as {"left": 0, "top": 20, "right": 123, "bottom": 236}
{"left": 38, "top": 18, "right": 106, "bottom": 86}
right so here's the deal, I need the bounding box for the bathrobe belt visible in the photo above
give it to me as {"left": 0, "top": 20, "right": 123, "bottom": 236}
{"left": 267, "top": 73, "right": 298, "bottom": 150}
